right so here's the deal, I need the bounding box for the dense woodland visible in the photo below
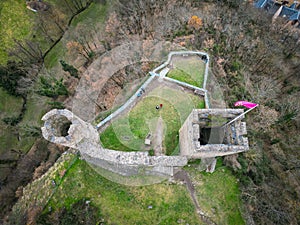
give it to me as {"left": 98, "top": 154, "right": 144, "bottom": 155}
{"left": 0, "top": 0, "right": 299, "bottom": 224}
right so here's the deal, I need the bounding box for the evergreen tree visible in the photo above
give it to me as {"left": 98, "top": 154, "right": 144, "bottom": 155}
{"left": 59, "top": 60, "right": 79, "bottom": 78}
{"left": 0, "top": 61, "right": 27, "bottom": 96}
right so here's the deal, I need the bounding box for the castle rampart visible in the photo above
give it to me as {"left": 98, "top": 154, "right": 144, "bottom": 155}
{"left": 41, "top": 51, "right": 251, "bottom": 180}
{"left": 42, "top": 109, "right": 187, "bottom": 178}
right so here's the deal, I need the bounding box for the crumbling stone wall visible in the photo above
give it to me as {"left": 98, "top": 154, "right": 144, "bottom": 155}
{"left": 180, "top": 109, "right": 249, "bottom": 157}
{"left": 42, "top": 107, "right": 250, "bottom": 177}
{"left": 42, "top": 109, "right": 187, "bottom": 178}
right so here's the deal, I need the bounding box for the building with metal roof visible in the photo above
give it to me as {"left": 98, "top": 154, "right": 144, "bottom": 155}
{"left": 255, "top": 0, "right": 300, "bottom": 24}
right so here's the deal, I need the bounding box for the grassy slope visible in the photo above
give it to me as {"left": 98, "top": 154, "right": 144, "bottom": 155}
{"left": 71, "top": 1, "right": 108, "bottom": 27}
{"left": 33, "top": 155, "right": 244, "bottom": 225}
{"left": 167, "top": 57, "right": 205, "bottom": 87}
{"left": 186, "top": 159, "right": 245, "bottom": 225}
{"left": 0, "top": 90, "right": 48, "bottom": 155}
{"left": 0, "top": 0, "right": 33, "bottom": 65}
{"left": 0, "top": 0, "right": 77, "bottom": 66}
{"left": 100, "top": 86, "right": 204, "bottom": 155}
{"left": 0, "top": 88, "right": 23, "bottom": 117}
{"left": 0, "top": 1, "right": 108, "bottom": 155}
{"left": 46, "top": 158, "right": 201, "bottom": 225}
{"left": 0, "top": 0, "right": 62, "bottom": 155}
{"left": 0, "top": 88, "right": 22, "bottom": 154}
{"left": 44, "top": 2, "right": 108, "bottom": 69}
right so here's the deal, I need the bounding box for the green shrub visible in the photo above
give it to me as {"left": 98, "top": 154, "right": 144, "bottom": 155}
{"left": 0, "top": 61, "right": 28, "bottom": 96}
{"left": 47, "top": 101, "right": 65, "bottom": 109}
{"left": 59, "top": 60, "right": 79, "bottom": 78}
{"left": 230, "top": 61, "right": 242, "bottom": 72}
{"left": 2, "top": 116, "right": 20, "bottom": 126}
{"left": 37, "top": 77, "right": 68, "bottom": 98}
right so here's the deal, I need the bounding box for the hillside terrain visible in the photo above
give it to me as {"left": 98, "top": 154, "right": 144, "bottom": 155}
{"left": 0, "top": 0, "right": 299, "bottom": 224}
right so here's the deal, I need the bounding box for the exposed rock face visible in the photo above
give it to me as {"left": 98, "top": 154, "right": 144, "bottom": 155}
{"left": 223, "top": 154, "right": 242, "bottom": 170}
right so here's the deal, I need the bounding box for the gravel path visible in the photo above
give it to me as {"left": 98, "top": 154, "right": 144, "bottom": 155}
{"left": 153, "top": 117, "right": 164, "bottom": 156}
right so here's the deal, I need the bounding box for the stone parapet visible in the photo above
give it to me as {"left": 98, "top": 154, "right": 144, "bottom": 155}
{"left": 179, "top": 108, "right": 250, "bottom": 159}
{"left": 195, "top": 108, "right": 244, "bottom": 118}
{"left": 41, "top": 109, "right": 188, "bottom": 179}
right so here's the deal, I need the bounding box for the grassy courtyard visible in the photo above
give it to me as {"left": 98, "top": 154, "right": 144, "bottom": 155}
{"left": 167, "top": 55, "right": 205, "bottom": 87}
{"left": 100, "top": 86, "right": 205, "bottom": 155}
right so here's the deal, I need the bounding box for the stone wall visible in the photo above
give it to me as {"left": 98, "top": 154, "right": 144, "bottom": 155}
{"left": 42, "top": 108, "right": 249, "bottom": 178}
{"left": 40, "top": 51, "right": 252, "bottom": 178}
{"left": 42, "top": 109, "right": 188, "bottom": 178}
{"left": 41, "top": 109, "right": 99, "bottom": 149}
{"left": 77, "top": 140, "right": 187, "bottom": 177}
{"left": 179, "top": 108, "right": 249, "bottom": 159}
{"left": 179, "top": 111, "right": 194, "bottom": 156}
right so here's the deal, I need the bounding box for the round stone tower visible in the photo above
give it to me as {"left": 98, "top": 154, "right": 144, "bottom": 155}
{"left": 41, "top": 109, "right": 100, "bottom": 149}
{"left": 41, "top": 109, "right": 188, "bottom": 185}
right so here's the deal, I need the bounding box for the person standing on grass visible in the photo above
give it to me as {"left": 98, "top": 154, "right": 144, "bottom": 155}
{"left": 156, "top": 105, "right": 159, "bottom": 110}
{"left": 160, "top": 103, "right": 163, "bottom": 109}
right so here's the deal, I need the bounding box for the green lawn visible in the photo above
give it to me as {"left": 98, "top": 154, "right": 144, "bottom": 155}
{"left": 167, "top": 56, "right": 205, "bottom": 87}
{"left": 0, "top": 0, "right": 34, "bottom": 65}
{"left": 43, "top": 158, "right": 202, "bottom": 225}
{"left": 100, "top": 86, "right": 205, "bottom": 155}
{"left": 186, "top": 159, "right": 245, "bottom": 225}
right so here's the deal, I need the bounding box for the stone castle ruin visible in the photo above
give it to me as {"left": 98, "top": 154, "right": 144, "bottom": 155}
{"left": 41, "top": 51, "right": 251, "bottom": 183}
{"left": 179, "top": 109, "right": 249, "bottom": 172}
{"left": 42, "top": 109, "right": 187, "bottom": 179}
{"left": 41, "top": 107, "right": 249, "bottom": 179}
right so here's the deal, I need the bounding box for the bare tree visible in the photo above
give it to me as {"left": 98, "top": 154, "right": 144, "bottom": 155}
{"left": 63, "top": 0, "right": 92, "bottom": 14}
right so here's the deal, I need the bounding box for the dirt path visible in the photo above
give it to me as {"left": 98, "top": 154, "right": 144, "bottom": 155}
{"left": 174, "top": 170, "right": 216, "bottom": 225}
{"left": 153, "top": 116, "right": 164, "bottom": 156}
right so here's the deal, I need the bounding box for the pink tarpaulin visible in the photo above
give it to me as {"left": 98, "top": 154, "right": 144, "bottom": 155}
{"left": 234, "top": 101, "right": 258, "bottom": 109}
